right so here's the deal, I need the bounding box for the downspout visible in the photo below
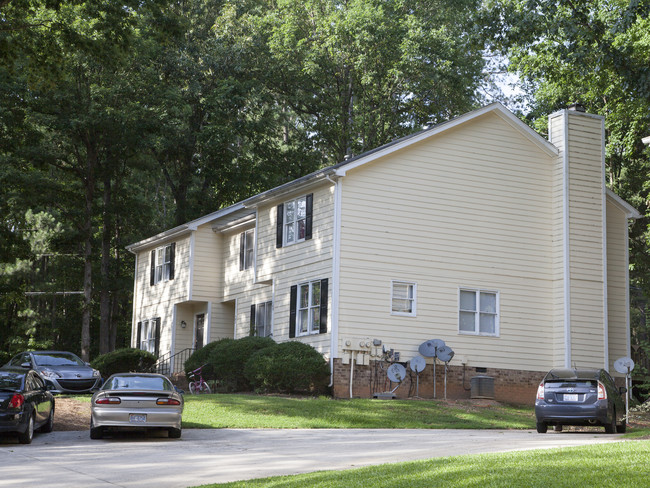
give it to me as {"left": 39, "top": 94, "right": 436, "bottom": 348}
{"left": 600, "top": 117, "right": 609, "bottom": 371}
{"left": 130, "top": 253, "right": 139, "bottom": 347}
{"left": 326, "top": 174, "right": 342, "bottom": 388}
{"left": 562, "top": 110, "right": 572, "bottom": 368}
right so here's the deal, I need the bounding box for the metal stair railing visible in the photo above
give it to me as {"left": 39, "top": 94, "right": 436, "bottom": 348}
{"left": 151, "top": 347, "right": 196, "bottom": 376}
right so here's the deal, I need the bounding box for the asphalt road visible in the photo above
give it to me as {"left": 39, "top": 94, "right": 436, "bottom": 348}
{"left": 0, "top": 429, "right": 623, "bottom": 488}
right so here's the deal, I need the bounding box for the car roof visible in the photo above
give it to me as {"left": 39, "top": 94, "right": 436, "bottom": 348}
{"left": 106, "top": 373, "right": 168, "bottom": 379}
{"left": 0, "top": 366, "right": 30, "bottom": 375}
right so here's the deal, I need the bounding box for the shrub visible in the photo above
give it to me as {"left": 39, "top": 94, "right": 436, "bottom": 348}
{"left": 184, "top": 338, "right": 232, "bottom": 379}
{"left": 244, "top": 341, "right": 330, "bottom": 395}
{"left": 208, "top": 336, "right": 277, "bottom": 392}
{"left": 90, "top": 348, "right": 157, "bottom": 378}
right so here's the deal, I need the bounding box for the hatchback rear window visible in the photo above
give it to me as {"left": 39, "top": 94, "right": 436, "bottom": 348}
{"left": 103, "top": 376, "right": 173, "bottom": 391}
{"left": 0, "top": 372, "right": 24, "bottom": 390}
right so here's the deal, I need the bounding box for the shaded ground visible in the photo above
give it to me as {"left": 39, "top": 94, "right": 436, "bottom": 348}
{"left": 54, "top": 397, "right": 91, "bottom": 431}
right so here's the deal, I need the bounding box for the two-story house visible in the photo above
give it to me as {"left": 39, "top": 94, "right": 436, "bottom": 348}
{"left": 127, "top": 103, "right": 640, "bottom": 403}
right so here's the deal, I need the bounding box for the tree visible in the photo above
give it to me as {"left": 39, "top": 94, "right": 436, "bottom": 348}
{"left": 215, "top": 0, "right": 487, "bottom": 165}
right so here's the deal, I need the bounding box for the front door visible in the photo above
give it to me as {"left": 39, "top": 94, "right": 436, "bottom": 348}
{"left": 194, "top": 313, "right": 205, "bottom": 350}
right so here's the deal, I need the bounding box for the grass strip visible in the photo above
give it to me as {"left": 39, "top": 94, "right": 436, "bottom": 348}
{"left": 195, "top": 441, "right": 650, "bottom": 488}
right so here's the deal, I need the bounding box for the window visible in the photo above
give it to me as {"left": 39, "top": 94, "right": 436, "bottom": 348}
{"left": 251, "top": 301, "right": 272, "bottom": 337}
{"left": 240, "top": 229, "right": 254, "bottom": 271}
{"left": 391, "top": 281, "right": 416, "bottom": 316}
{"left": 137, "top": 318, "right": 160, "bottom": 355}
{"left": 150, "top": 243, "right": 175, "bottom": 285}
{"left": 276, "top": 194, "right": 313, "bottom": 248}
{"left": 289, "top": 278, "right": 328, "bottom": 337}
{"left": 459, "top": 289, "right": 499, "bottom": 336}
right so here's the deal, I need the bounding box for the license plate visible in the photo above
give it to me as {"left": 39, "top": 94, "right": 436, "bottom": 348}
{"left": 129, "top": 414, "right": 147, "bottom": 424}
{"left": 564, "top": 394, "right": 578, "bottom": 402}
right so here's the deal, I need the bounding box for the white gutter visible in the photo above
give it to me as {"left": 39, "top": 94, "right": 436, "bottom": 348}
{"left": 171, "top": 304, "right": 178, "bottom": 373}
{"left": 188, "top": 232, "right": 195, "bottom": 301}
{"left": 562, "top": 110, "right": 572, "bottom": 368}
{"left": 326, "top": 175, "right": 342, "bottom": 387}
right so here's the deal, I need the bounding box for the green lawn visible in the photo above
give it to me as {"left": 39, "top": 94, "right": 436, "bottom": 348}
{"left": 181, "top": 394, "right": 535, "bottom": 429}
{"left": 195, "top": 441, "right": 650, "bottom": 488}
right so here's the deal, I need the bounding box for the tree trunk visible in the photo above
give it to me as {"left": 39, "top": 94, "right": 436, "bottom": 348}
{"left": 80, "top": 149, "right": 96, "bottom": 362}
{"left": 99, "top": 174, "right": 112, "bottom": 354}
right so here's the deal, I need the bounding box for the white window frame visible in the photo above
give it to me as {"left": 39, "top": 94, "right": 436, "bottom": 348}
{"left": 391, "top": 281, "right": 417, "bottom": 316}
{"left": 296, "top": 280, "right": 322, "bottom": 336}
{"left": 458, "top": 288, "right": 499, "bottom": 337}
{"left": 241, "top": 228, "right": 254, "bottom": 270}
{"left": 154, "top": 244, "right": 172, "bottom": 284}
{"left": 139, "top": 319, "right": 156, "bottom": 353}
{"left": 255, "top": 301, "right": 273, "bottom": 337}
{"left": 284, "top": 196, "right": 307, "bottom": 246}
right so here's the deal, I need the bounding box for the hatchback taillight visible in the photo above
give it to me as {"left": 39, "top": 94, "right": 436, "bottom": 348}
{"left": 95, "top": 397, "right": 121, "bottom": 405}
{"left": 597, "top": 381, "right": 607, "bottom": 400}
{"left": 156, "top": 398, "right": 181, "bottom": 406}
{"left": 536, "top": 382, "right": 545, "bottom": 400}
{"left": 9, "top": 394, "right": 24, "bottom": 409}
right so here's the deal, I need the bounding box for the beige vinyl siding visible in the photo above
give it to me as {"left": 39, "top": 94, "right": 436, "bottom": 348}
{"left": 606, "top": 199, "right": 630, "bottom": 371}
{"left": 223, "top": 226, "right": 256, "bottom": 301}
{"left": 192, "top": 224, "right": 224, "bottom": 301}
{"left": 565, "top": 113, "right": 606, "bottom": 368}
{"left": 253, "top": 185, "right": 335, "bottom": 353}
{"left": 337, "top": 111, "right": 557, "bottom": 370}
{"left": 131, "top": 234, "right": 191, "bottom": 357}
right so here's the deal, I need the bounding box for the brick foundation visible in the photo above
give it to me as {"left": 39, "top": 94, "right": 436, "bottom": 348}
{"left": 332, "top": 359, "right": 544, "bottom": 405}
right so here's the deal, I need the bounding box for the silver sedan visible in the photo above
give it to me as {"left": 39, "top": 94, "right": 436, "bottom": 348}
{"left": 90, "top": 373, "right": 183, "bottom": 439}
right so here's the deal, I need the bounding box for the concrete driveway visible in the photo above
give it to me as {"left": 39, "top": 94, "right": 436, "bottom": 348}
{"left": 0, "top": 429, "right": 622, "bottom": 488}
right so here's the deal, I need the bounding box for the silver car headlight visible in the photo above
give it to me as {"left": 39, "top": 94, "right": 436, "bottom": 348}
{"left": 92, "top": 369, "right": 101, "bottom": 378}
{"left": 40, "top": 369, "right": 61, "bottom": 380}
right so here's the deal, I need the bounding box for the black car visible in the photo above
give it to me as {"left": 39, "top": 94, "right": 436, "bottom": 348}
{"left": 5, "top": 351, "right": 102, "bottom": 394}
{"left": 535, "top": 368, "right": 626, "bottom": 434}
{"left": 0, "top": 367, "right": 55, "bottom": 444}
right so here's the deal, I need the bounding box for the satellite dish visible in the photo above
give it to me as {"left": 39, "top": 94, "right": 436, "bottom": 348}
{"left": 614, "top": 357, "right": 635, "bottom": 374}
{"left": 418, "top": 339, "right": 446, "bottom": 357}
{"left": 387, "top": 363, "right": 407, "bottom": 383}
{"left": 437, "top": 346, "right": 455, "bottom": 363}
{"left": 409, "top": 356, "right": 426, "bottom": 373}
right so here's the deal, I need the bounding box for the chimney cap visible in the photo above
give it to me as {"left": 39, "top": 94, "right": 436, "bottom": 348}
{"left": 568, "top": 103, "right": 586, "bottom": 113}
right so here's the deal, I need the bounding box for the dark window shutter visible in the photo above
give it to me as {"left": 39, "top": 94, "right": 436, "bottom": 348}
{"left": 169, "top": 243, "right": 176, "bottom": 280}
{"left": 154, "top": 318, "right": 161, "bottom": 356}
{"left": 150, "top": 251, "right": 156, "bottom": 286}
{"left": 240, "top": 233, "right": 245, "bottom": 271}
{"left": 289, "top": 285, "right": 297, "bottom": 338}
{"left": 319, "top": 278, "right": 328, "bottom": 334}
{"left": 276, "top": 203, "right": 284, "bottom": 248}
{"left": 136, "top": 321, "right": 142, "bottom": 349}
{"left": 250, "top": 304, "right": 256, "bottom": 336}
{"left": 305, "top": 193, "right": 313, "bottom": 240}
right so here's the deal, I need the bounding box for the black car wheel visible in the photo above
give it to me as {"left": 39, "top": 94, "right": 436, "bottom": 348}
{"left": 39, "top": 406, "right": 54, "bottom": 433}
{"left": 168, "top": 427, "right": 182, "bottom": 439}
{"left": 536, "top": 422, "right": 548, "bottom": 434}
{"left": 18, "top": 412, "right": 35, "bottom": 444}
{"left": 89, "top": 418, "right": 103, "bottom": 440}
{"left": 616, "top": 421, "right": 627, "bottom": 433}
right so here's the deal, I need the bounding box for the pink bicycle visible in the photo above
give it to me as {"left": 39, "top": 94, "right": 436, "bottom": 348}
{"left": 188, "top": 365, "right": 211, "bottom": 394}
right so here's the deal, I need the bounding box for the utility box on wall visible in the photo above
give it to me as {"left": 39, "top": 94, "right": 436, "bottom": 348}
{"left": 470, "top": 375, "right": 495, "bottom": 399}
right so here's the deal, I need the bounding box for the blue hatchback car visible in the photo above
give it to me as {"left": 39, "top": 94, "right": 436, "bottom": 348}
{"left": 535, "top": 368, "right": 626, "bottom": 434}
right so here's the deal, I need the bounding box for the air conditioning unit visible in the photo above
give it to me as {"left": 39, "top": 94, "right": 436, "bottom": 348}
{"left": 470, "top": 375, "right": 495, "bottom": 399}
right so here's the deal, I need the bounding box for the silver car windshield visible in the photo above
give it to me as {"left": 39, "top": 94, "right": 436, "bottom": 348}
{"left": 33, "top": 353, "right": 85, "bottom": 367}
{"left": 104, "top": 376, "right": 173, "bottom": 391}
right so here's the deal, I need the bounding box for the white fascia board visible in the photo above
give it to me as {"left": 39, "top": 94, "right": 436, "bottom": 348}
{"left": 335, "top": 103, "right": 558, "bottom": 177}
{"left": 606, "top": 189, "right": 642, "bottom": 219}
{"left": 126, "top": 203, "right": 246, "bottom": 253}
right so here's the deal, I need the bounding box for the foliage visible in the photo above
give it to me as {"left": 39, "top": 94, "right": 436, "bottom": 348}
{"left": 184, "top": 338, "right": 234, "bottom": 380}
{"left": 199, "top": 441, "right": 650, "bottom": 488}
{"left": 244, "top": 341, "right": 330, "bottom": 394}
{"left": 206, "top": 336, "right": 277, "bottom": 392}
{"left": 90, "top": 347, "right": 157, "bottom": 378}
